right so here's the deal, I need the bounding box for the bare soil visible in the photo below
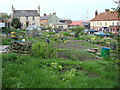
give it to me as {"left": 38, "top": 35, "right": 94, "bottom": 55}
{"left": 56, "top": 40, "right": 101, "bottom": 61}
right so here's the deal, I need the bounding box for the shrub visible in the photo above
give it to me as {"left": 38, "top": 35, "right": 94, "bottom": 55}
{"left": 2, "top": 38, "right": 12, "bottom": 45}
{"left": 11, "top": 17, "right": 21, "bottom": 29}
{"left": 63, "top": 32, "right": 71, "bottom": 36}
{"left": 2, "top": 53, "right": 18, "bottom": 62}
{"left": 32, "top": 42, "right": 57, "bottom": 58}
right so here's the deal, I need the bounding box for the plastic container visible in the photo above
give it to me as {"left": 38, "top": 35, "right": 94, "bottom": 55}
{"left": 100, "top": 47, "right": 110, "bottom": 57}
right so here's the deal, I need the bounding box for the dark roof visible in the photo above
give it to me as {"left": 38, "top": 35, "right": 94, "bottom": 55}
{"left": 82, "top": 22, "right": 90, "bottom": 25}
{"left": 40, "top": 15, "right": 53, "bottom": 20}
{"left": 13, "top": 10, "right": 40, "bottom": 16}
{"left": 91, "top": 11, "right": 120, "bottom": 21}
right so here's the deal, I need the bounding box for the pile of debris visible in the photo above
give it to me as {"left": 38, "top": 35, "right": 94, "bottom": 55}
{"left": 11, "top": 40, "right": 32, "bottom": 54}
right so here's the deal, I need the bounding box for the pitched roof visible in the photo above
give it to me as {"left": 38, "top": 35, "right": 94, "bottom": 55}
{"left": 13, "top": 10, "right": 40, "bottom": 16}
{"left": 40, "top": 15, "right": 53, "bottom": 20}
{"left": 90, "top": 11, "right": 120, "bottom": 21}
{"left": 69, "top": 21, "right": 82, "bottom": 25}
{"left": 69, "top": 21, "right": 89, "bottom": 26}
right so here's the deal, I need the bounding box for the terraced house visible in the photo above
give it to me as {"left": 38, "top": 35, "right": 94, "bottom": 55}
{"left": 40, "top": 13, "right": 68, "bottom": 30}
{"left": 90, "top": 9, "right": 120, "bottom": 34}
{"left": 11, "top": 5, "right": 40, "bottom": 29}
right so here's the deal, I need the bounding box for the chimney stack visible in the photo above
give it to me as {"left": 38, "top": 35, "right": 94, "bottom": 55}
{"left": 37, "top": 5, "right": 40, "bottom": 14}
{"left": 95, "top": 10, "right": 98, "bottom": 16}
{"left": 12, "top": 5, "right": 15, "bottom": 13}
{"left": 105, "top": 9, "right": 110, "bottom": 13}
{"left": 53, "top": 12, "right": 56, "bottom": 15}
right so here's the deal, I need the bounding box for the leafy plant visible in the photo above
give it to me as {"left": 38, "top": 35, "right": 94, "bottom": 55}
{"left": 32, "top": 41, "right": 57, "bottom": 58}
{"left": 63, "top": 32, "right": 71, "bottom": 36}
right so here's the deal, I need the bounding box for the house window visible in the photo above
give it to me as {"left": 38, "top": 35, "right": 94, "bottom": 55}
{"left": 26, "top": 16, "right": 28, "bottom": 20}
{"left": 116, "top": 29, "right": 119, "bottom": 33}
{"left": 117, "top": 22, "right": 119, "bottom": 25}
{"left": 105, "top": 22, "right": 107, "bottom": 26}
{"left": 33, "top": 16, "right": 35, "bottom": 20}
{"left": 112, "top": 22, "right": 114, "bottom": 26}
{"left": 59, "top": 26, "right": 63, "bottom": 29}
{"left": 97, "top": 22, "right": 99, "bottom": 25}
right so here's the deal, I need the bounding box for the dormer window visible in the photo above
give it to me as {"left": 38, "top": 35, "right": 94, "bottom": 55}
{"left": 26, "top": 16, "right": 28, "bottom": 20}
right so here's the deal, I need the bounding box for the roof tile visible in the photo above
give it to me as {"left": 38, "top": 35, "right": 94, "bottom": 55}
{"left": 13, "top": 10, "right": 40, "bottom": 16}
{"left": 91, "top": 11, "right": 120, "bottom": 21}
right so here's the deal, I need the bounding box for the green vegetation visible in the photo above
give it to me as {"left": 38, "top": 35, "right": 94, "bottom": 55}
{"left": 2, "top": 38, "right": 12, "bottom": 45}
{"left": 32, "top": 41, "right": 57, "bottom": 58}
{"left": 0, "top": 13, "right": 10, "bottom": 22}
{"left": 2, "top": 53, "right": 119, "bottom": 88}
{"left": 63, "top": 32, "right": 71, "bottom": 36}
{"left": 2, "top": 27, "right": 119, "bottom": 88}
{"left": 11, "top": 17, "right": 21, "bottom": 29}
{"left": 72, "top": 26, "right": 85, "bottom": 37}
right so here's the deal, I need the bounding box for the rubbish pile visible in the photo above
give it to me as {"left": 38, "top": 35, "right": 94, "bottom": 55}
{"left": 11, "top": 40, "right": 32, "bottom": 54}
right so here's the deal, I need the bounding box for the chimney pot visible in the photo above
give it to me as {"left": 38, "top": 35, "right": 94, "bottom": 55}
{"left": 95, "top": 10, "right": 98, "bottom": 16}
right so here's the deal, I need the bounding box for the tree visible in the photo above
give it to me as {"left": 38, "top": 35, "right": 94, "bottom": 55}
{"left": 47, "top": 26, "right": 53, "bottom": 31}
{"left": 112, "top": 0, "right": 120, "bottom": 60}
{"left": 0, "top": 13, "right": 10, "bottom": 22}
{"left": 11, "top": 17, "right": 21, "bottom": 29}
{"left": 72, "top": 26, "right": 85, "bottom": 37}
{"left": 112, "top": 0, "right": 120, "bottom": 17}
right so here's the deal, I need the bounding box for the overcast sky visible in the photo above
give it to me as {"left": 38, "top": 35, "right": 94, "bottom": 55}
{"left": 0, "top": 0, "right": 118, "bottom": 21}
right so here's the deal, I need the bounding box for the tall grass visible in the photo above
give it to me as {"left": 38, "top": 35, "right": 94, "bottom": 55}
{"left": 2, "top": 53, "right": 119, "bottom": 88}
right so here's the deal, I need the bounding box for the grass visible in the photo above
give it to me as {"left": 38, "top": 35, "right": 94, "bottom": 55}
{"left": 2, "top": 53, "right": 119, "bottom": 88}
{"left": 78, "top": 42, "right": 101, "bottom": 49}
{"left": 58, "top": 48, "right": 99, "bottom": 61}
{"left": 2, "top": 30, "right": 119, "bottom": 88}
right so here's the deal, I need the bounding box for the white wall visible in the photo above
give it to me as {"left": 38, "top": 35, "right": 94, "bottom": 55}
{"left": 90, "top": 20, "right": 120, "bottom": 29}
{"left": 19, "top": 16, "right": 40, "bottom": 28}
{"left": 90, "top": 20, "right": 120, "bottom": 34}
